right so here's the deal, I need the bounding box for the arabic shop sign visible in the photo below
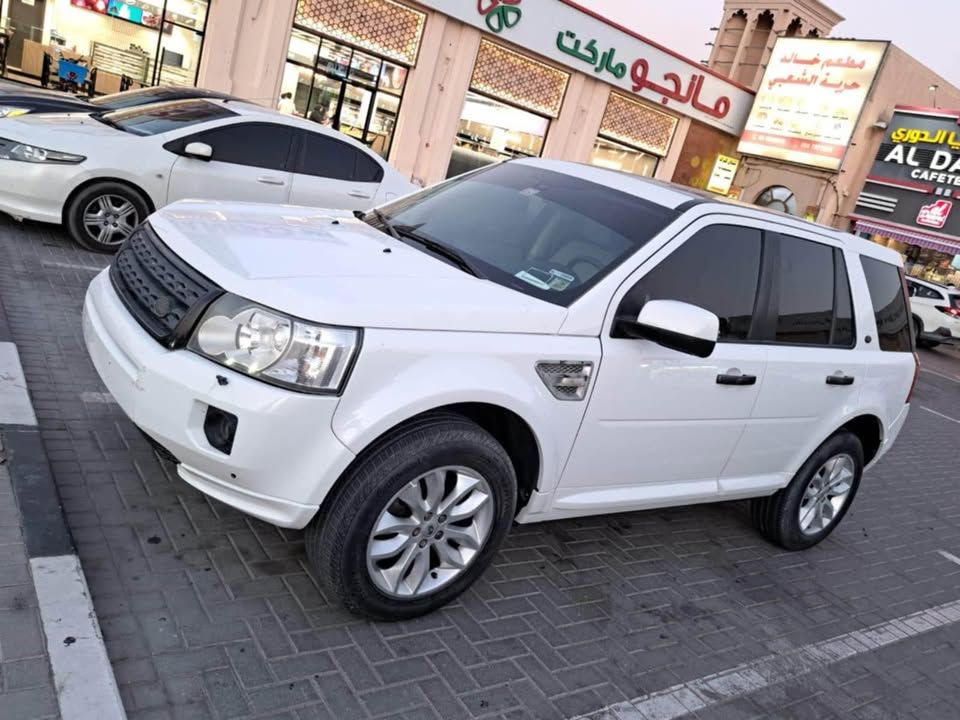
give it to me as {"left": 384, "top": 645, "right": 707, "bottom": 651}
{"left": 706, "top": 154, "right": 739, "bottom": 195}
{"left": 738, "top": 37, "right": 886, "bottom": 171}
{"left": 415, "top": 0, "right": 753, "bottom": 134}
{"left": 854, "top": 108, "right": 960, "bottom": 239}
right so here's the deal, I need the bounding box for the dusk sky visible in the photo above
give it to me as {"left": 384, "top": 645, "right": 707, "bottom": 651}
{"left": 581, "top": 0, "right": 960, "bottom": 88}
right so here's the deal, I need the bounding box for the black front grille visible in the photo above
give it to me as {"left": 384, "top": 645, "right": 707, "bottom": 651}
{"left": 110, "top": 225, "right": 221, "bottom": 348}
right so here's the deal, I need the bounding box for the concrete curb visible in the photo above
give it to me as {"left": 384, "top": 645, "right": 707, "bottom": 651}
{"left": 0, "top": 297, "right": 126, "bottom": 719}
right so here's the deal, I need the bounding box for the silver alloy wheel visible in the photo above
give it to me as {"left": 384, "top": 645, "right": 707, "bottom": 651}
{"left": 366, "top": 466, "right": 494, "bottom": 598}
{"left": 798, "top": 453, "right": 855, "bottom": 535}
{"left": 82, "top": 194, "right": 139, "bottom": 247}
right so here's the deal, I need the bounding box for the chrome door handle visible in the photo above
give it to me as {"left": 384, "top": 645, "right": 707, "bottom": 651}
{"left": 347, "top": 190, "right": 372, "bottom": 198}
{"left": 257, "top": 176, "right": 285, "bottom": 186}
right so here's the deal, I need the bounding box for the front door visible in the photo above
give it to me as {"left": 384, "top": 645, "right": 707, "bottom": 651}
{"left": 555, "top": 221, "right": 769, "bottom": 515}
{"left": 166, "top": 122, "right": 294, "bottom": 206}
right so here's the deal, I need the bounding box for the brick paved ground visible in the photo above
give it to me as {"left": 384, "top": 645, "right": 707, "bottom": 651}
{"left": 0, "top": 461, "right": 59, "bottom": 719}
{"left": 1, "top": 215, "right": 959, "bottom": 719}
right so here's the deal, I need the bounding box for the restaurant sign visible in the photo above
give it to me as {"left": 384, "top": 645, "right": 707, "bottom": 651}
{"left": 853, "top": 107, "right": 960, "bottom": 239}
{"left": 415, "top": 0, "right": 754, "bottom": 134}
{"left": 738, "top": 37, "right": 886, "bottom": 171}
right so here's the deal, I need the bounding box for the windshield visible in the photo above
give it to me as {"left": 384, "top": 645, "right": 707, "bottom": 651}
{"left": 372, "top": 163, "right": 678, "bottom": 306}
{"left": 96, "top": 100, "right": 236, "bottom": 136}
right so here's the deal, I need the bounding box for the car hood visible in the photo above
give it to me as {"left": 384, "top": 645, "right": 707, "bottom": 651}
{"left": 1, "top": 112, "right": 125, "bottom": 142}
{"left": 148, "top": 201, "right": 568, "bottom": 334}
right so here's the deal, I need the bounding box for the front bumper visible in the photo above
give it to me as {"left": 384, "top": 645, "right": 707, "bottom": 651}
{"left": 82, "top": 270, "right": 357, "bottom": 528}
{"left": 0, "top": 159, "right": 72, "bottom": 224}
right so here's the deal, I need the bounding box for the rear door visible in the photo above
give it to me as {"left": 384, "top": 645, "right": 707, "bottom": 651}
{"left": 725, "top": 231, "right": 866, "bottom": 487}
{"left": 166, "top": 121, "right": 294, "bottom": 205}
{"left": 288, "top": 129, "right": 383, "bottom": 211}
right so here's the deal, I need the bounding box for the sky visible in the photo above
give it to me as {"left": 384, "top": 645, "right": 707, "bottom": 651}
{"left": 581, "top": 0, "right": 960, "bottom": 88}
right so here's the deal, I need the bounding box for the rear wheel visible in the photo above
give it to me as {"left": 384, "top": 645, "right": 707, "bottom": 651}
{"left": 752, "top": 431, "right": 863, "bottom": 550}
{"left": 65, "top": 181, "right": 149, "bottom": 253}
{"left": 305, "top": 413, "right": 517, "bottom": 620}
{"left": 914, "top": 316, "right": 939, "bottom": 349}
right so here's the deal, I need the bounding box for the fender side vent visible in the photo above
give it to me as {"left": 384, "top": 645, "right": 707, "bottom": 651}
{"left": 536, "top": 361, "right": 593, "bottom": 401}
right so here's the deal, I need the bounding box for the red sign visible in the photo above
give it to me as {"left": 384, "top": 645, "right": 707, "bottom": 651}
{"left": 916, "top": 199, "right": 953, "bottom": 229}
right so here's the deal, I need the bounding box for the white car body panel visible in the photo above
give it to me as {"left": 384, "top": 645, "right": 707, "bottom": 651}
{"left": 82, "top": 159, "right": 916, "bottom": 531}
{"left": 907, "top": 277, "right": 960, "bottom": 339}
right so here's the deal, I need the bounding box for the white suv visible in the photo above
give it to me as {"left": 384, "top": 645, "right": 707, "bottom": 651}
{"left": 83, "top": 160, "right": 918, "bottom": 619}
{"left": 906, "top": 276, "right": 960, "bottom": 348}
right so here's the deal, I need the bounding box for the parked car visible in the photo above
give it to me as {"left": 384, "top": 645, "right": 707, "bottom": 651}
{"left": 0, "top": 98, "right": 415, "bottom": 251}
{"left": 906, "top": 276, "right": 960, "bottom": 348}
{"left": 82, "top": 159, "right": 918, "bottom": 619}
{"left": 0, "top": 85, "right": 243, "bottom": 118}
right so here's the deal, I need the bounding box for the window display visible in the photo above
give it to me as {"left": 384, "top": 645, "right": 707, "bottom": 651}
{"left": 279, "top": 32, "right": 407, "bottom": 159}
{"left": 589, "top": 137, "right": 658, "bottom": 177}
{"left": 447, "top": 92, "right": 549, "bottom": 178}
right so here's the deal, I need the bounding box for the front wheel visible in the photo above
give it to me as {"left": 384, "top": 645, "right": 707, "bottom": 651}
{"left": 65, "top": 181, "right": 150, "bottom": 253}
{"left": 306, "top": 413, "right": 517, "bottom": 620}
{"left": 752, "top": 431, "right": 863, "bottom": 550}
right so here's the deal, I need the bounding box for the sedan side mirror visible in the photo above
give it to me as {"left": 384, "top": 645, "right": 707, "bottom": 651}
{"left": 183, "top": 142, "right": 213, "bottom": 161}
{"left": 617, "top": 299, "right": 719, "bottom": 358}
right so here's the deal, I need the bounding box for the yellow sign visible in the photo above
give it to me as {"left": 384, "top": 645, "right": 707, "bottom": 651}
{"left": 738, "top": 38, "right": 886, "bottom": 171}
{"left": 890, "top": 127, "right": 960, "bottom": 149}
{"left": 706, "top": 154, "right": 739, "bottom": 195}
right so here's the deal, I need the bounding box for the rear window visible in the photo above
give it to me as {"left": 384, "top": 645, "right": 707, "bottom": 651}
{"left": 861, "top": 257, "right": 913, "bottom": 352}
{"left": 951, "top": 294, "right": 960, "bottom": 309}
{"left": 98, "top": 100, "right": 236, "bottom": 136}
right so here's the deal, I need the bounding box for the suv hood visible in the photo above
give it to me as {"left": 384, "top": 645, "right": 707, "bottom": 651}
{"left": 149, "top": 201, "right": 568, "bottom": 334}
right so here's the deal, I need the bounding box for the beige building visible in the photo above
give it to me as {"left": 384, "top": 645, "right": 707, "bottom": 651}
{"left": 1, "top": 0, "right": 756, "bottom": 191}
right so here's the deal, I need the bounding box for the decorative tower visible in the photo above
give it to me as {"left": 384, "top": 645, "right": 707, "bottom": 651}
{"left": 708, "top": 0, "right": 844, "bottom": 89}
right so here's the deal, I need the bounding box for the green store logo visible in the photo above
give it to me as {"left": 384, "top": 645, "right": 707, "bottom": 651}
{"left": 477, "top": 0, "right": 523, "bottom": 34}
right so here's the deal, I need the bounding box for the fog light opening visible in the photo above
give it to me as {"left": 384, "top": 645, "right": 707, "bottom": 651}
{"left": 203, "top": 406, "right": 238, "bottom": 455}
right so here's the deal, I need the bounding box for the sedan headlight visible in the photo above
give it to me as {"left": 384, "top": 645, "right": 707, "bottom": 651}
{"left": 188, "top": 294, "right": 360, "bottom": 394}
{"left": 0, "top": 138, "right": 85, "bottom": 164}
{"left": 0, "top": 107, "right": 30, "bottom": 118}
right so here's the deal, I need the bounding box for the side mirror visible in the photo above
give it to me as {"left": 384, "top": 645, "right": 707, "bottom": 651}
{"left": 183, "top": 142, "right": 213, "bottom": 161}
{"left": 617, "top": 299, "right": 719, "bottom": 358}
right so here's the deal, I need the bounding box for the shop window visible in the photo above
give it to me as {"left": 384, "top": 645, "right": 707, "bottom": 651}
{"left": 590, "top": 137, "right": 658, "bottom": 178}
{"left": 447, "top": 91, "right": 549, "bottom": 179}
{"left": 756, "top": 185, "right": 798, "bottom": 216}
{"left": 278, "top": 31, "right": 408, "bottom": 159}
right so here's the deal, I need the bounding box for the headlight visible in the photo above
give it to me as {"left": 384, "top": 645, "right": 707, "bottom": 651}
{"left": 0, "top": 138, "right": 85, "bottom": 164}
{"left": 0, "top": 107, "right": 30, "bottom": 118}
{"left": 188, "top": 294, "right": 360, "bottom": 394}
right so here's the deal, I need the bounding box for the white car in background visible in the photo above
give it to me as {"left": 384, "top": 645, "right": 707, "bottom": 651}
{"left": 0, "top": 99, "right": 415, "bottom": 252}
{"left": 906, "top": 276, "right": 960, "bottom": 348}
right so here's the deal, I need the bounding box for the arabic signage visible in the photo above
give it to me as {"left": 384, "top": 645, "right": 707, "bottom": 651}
{"left": 738, "top": 38, "right": 886, "bottom": 171}
{"left": 706, "top": 154, "right": 739, "bottom": 195}
{"left": 413, "top": 0, "right": 753, "bottom": 134}
{"left": 853, "top": 107, "right": 960, "bottom": 241}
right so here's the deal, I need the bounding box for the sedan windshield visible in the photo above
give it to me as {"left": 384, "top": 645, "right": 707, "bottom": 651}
{"left": 371, "top": 163, "right": 678, "bottom": 306}
{"left": 95, "top": 100, "right": 236, "bottom": 136}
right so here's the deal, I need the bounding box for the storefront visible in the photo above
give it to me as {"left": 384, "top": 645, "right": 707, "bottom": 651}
{"left": 276, "top": 0, "right": 424, "bottom": 158}
{"left": 0, "top": 0, "right": 208, "bottom": 92}
{"left": 851, "top": 105, "right": 960, "bottom": 286}
{"left": 589, "top": 92, "right": 676, "bottom": 177}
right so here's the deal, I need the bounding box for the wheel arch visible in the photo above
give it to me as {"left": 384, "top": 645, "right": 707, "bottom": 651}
{"left": 839, "top": 413, "right": 883, "bottom": 466}
{"left": 322, "top": 403, "right": 543, "bottom": 518}
{"left": 61, "top": 176, "right": 156, "bottom": 225}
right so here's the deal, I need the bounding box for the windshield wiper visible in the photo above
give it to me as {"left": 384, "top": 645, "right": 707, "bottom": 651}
{"left": 92, "top": 112, "right": 122, "bottom": 131}
{"left": 355, "top": 210, "right": 482, "bottom": 278}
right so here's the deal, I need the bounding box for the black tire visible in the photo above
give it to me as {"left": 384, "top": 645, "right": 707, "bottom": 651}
{"left": 751, "top": 431, "right": 863, "bottom": 550}
{"left": 306, "top": 412, "right": 517, "bottom": 620}
{"left": 914, "top": 316, "right": 939, "bottom": 349}
{"left": 65, "top": 181, "right": 150, "bottom": 253}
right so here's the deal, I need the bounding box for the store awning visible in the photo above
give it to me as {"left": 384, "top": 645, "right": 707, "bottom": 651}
{"left": 852, "top": 218, "right": 960, "bottom": 256}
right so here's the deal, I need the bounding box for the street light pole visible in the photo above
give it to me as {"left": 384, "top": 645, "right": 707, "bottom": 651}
{"left": 930, "top": 84, "right": 939, "bottom": 109}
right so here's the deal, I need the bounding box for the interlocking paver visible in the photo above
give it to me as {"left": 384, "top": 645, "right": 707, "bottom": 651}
{"left": 2, "top": 216, "right": 960, "bottom": 719}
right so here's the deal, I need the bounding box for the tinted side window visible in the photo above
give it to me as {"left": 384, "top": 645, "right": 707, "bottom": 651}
{"left": 833, "top": 250, "right": 856, "bottom": 347}
{"left": 861, "top": 257, "right": 913, "bottom": 352}
{"left": 917, "top": 284, "right": 943, "bottom": 300}
{"left": 775, "top": 235, "right": 835, "bottom": 345}
{"left": 297, "top": 131, "right": 383, "bottom": 182}
{"left": 190, "top": 123, "right": 292, "bottom": 171}
{"left": 621, "top": 225, "right": 762, "bottom": 341}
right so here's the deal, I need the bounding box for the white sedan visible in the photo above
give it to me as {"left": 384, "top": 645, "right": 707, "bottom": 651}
{"left": 0, "top": 99, "right": 416, "bottom": 252}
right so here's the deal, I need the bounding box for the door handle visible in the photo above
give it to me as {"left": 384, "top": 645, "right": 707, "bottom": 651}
{"left": 716, "top": 369, "right": 757, "bottom": 386}
{"left": 826, "top": 373, "right": 855, "bottom": 386}
{"left": 347, "top": 190, "right": 372, "bottom": 199}
{"left": 257, "top": 176, "right": 285, "bottom": 186}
